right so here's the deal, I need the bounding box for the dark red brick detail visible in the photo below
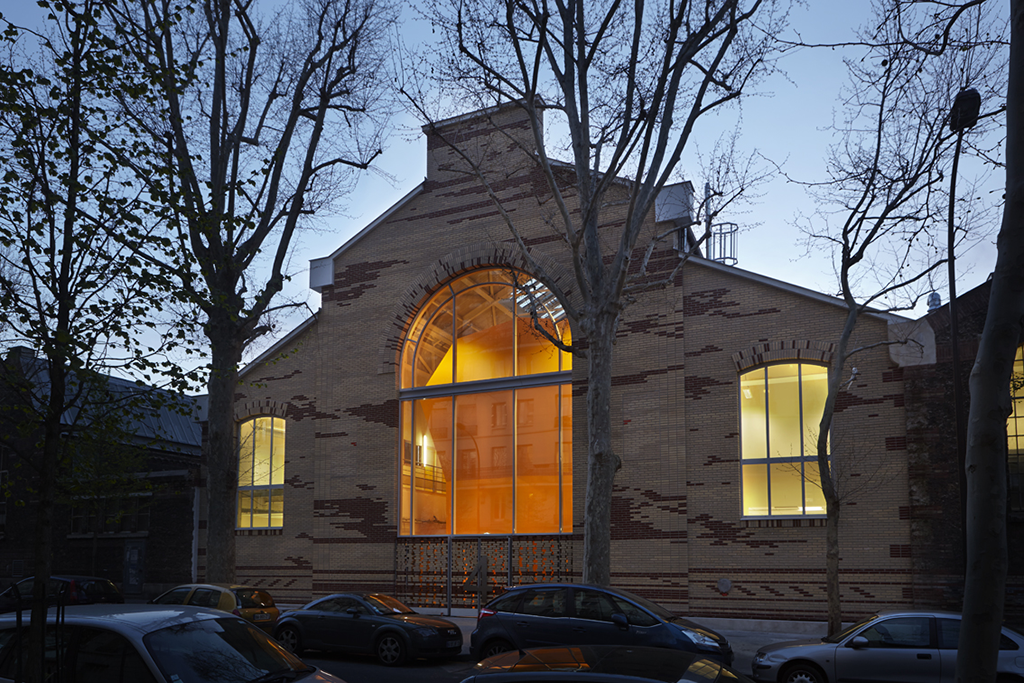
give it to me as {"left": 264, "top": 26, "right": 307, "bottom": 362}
{"left": 685, "top": 375, "right": 733, "bottom": 401}
{"left": 890, "top": 544, "right": 912, "bottom": 558}
{"left": 611, "top": 364, "right": 685, "bottom": 388}
{"left": 313, "top": 497, "right": 395, "bottom": 543}
{"left": 689, "top": 513, "right": 812, "bottom": 548}
{"left": 886, "top": 436, "right": 907, "bottom": 451}
{"left": 286, "top": 474, "right": 314, "bottom": 490}
{"left": 683, "top": 289, "right": 782, "bottom": 319}
{"left": 324, "top": 259, "right": 409, "bottom": 307}
{"left": 883, "top": 368, "right": 904, "bottom": 382}
{"left": 834, "top": 390, "right": 885, "bottom": 413}
{"left": 288, "top": 398, "right": 339, "bottom": 422}
{"left": 344, "top": 399, "right": 399, "bottom": 428}
{"left": 610, "top": 485, "right": 687, "bottom": 541}
{"left": 685, "top": 345, "right": 723, "bottom": 358}
{"left": 899, "top": 506, "right": 911, "bottom": 520}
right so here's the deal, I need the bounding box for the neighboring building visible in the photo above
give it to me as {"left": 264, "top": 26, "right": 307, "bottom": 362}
{"left": 0, "top": 346, "right": 202, "bottom": 598}
{"left": 212, "top": 103, "right": 1021, "bottom": 624}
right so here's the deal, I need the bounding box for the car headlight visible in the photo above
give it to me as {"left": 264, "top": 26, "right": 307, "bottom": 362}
{"left": 413, "top": 626, "right": 438, "bottom": 637}
{"left": 676, "top": 625, "right": 721, "bottom": 650}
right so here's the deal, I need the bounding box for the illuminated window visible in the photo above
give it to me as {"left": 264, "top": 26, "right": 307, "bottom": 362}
{"left": 1009, "top": 346, "right": 1024, "bottom": 512}
{"left": 399, "top": 269, "right": 573, "bottom": 536}
{"left": 740, "top": 363, "right": 828, "bottom": 517}
{"left": 237, "top": 416, "right": 285, "bottom": 529}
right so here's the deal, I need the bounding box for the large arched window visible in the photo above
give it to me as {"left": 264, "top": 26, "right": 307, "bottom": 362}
{"left": 740, "top": 363, "right": 828, "bottom": 517}
{"left": 399, "top": 269, "right": 572, "bottom": 536}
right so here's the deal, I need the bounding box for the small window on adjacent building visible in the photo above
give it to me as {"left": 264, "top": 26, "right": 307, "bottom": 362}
{"left": 740, "top": 363, "right": 828, "bottom": 517}
{"left": 237, "top": 416, "right": 285, "bottom": 529}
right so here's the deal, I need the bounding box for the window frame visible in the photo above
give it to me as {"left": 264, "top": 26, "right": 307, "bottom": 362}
{"left": 398, "top": 269, "right": 573, "bottom": 537}
{"left": 739, "top": 361, "right": 829, "bottom": 520}
{"left": 236, "top": 415, "right": 285, "bottom": 530}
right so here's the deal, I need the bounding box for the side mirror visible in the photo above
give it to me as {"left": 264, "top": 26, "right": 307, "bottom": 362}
{"left": 847, "top": 636, "right": 869, "bottom": 649}
{"left": 346, "top": 607, "right": 360, "bottom": 617}
{"left": 611, "top": 613, "right": 629, "bottom": 630}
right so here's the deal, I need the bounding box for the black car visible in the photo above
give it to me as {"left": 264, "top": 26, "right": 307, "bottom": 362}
{"left": 0, "top": 575, "right": 123, "bottom": 612}
{"left": 461, "top": 645, "right": 754, "bottom": 683}
{"left": 470, "top": 583, "right": 732, "bottom": 665}
{"left": 273, "top": 592, "right": 463, "bottom": 666}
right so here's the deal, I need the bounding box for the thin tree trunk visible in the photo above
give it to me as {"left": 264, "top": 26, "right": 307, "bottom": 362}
{"left": 582, "top": 314, "right": 620, "bottom": 586}
{"left": 955, "top": 3, "right": 1024, "bottom": 678}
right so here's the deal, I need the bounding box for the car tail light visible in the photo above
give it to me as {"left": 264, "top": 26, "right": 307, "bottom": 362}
{"left": 478, "top": 607, "right": 496, "bottom": 622}
{"left": 232, "top": 608, "right": 242, "bottom": 617}
{"left": 67, "top": 581, "right": 79, "bottom": 603}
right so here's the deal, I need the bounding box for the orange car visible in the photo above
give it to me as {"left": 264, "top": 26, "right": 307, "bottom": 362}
{"left": 150, "top": 583, "right": 280, "bottom": 632}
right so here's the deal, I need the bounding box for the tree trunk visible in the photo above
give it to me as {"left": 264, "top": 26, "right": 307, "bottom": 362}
{"left": 203, "top": 314, "right": 245, "bottom": 584}
{"left": 581, "top": 313, "right": 620, "bottom": 586}
{"left": 956, "top": 2, "right": 1024, "bottom": 678}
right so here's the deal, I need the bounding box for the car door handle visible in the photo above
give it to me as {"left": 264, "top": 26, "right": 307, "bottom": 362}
{"left": 515, "top": 621, "right": 529, "bottom": 627}
{"left": 572, "top": 627, "right": 586, "bottom": 632}
{"left": 917, "top": 653, "right": 932, "bottom": 660}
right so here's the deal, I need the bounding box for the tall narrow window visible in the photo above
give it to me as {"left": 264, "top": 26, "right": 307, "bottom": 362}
{"left": 1009, "top": 345, "right": 1024, "bottom": 512}
{"left": 399, "top": 268, "right": 572, "bottom": 536}
{"left": 740, "top": 363, "right": 828, "bottom": 517}
{"left": 237, "top": 416, "right": 285, "bottom": 529}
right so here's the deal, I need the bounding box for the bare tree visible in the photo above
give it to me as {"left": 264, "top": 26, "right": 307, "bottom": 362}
{"left": 109, "top": 0, "right": 398, "bottom": 582}
{"left": 794, "top": 0, "right": 1005, "bottom": 635}
{"left": 402, "top": 0, "right": 783, "bottom": 584}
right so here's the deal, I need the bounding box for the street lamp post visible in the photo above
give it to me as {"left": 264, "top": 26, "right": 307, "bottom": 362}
{"left": 948, "top": 87, "right": 980, "bottom": 567}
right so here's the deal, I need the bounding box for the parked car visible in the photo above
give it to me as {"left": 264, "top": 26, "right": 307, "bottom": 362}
{"left": 0, "top": 575, "right": 124, "bottom": 612}
{"left": 751, "top": 610, "right": 1024, "bottom": 683}
{"left": 470, "top": 583, "right": 733, "bottom": 665}
{"left": 461, "top": 644, "right": 754, "bottom": 683}
{"left": 149, "top": 583, "right": 280, "bottom": 632}
{"left": 0, "top": 603, "right": 346, "bottom": 683}
{"left": 273, "top": 592, "right": 463, "bottom": 666}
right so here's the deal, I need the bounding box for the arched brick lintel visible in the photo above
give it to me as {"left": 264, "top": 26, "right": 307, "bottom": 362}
{"left": 235, "top": 400, "right": 288, "bottom": 422}
{"left": 377, "top": 241, "right": 577, "bottom": 376}
{"left": 731, "top": 340, "right": 836, "bottom": 373}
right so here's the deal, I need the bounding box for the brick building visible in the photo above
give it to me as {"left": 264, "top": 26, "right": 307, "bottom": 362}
{"left": 216, "top": 104, "right": 1022, "bottom": 624}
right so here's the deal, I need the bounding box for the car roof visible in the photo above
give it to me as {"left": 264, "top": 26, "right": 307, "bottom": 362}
{"left": 874, "top": 609, "right": 965, "bottom": 619}
{"left": 473, "top": 646, "right": 727, "bottom": 683}
{"left": 0, "top": 604, "right": 231, "bottom": 637}
{"left": 169, "top": 583, "right": 263, "bottom": 591}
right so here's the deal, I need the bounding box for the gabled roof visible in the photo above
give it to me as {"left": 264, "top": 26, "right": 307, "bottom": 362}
{"left": 3, "top": 348, "right": 201, "bottom": 456}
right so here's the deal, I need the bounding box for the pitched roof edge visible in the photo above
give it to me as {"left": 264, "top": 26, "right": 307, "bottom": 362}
{"left": 689, "top": 257, "right": 912, "bottom": 324}
{"left": 309, "top": 183, "right": 426, "bottom": 293}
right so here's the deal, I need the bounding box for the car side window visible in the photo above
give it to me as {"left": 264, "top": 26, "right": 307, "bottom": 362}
{"left": 610, "top": 596, "right": 658, "bottom": 627}
{"left": 187, "top": 588, "right": 221, "bottom": 609}
{"left": 0, "top": 625, "right": 72, "bottom": 680}
{"left": 74, "top": 626, "right": 157, "bottom": 683}
{"left": 937, "top": 619, "right": 960, "bottom": 649}
{"left": 152, "top": 587, "right": 191, "bottom": 605}
{"left": 859, "top": 617, "right": 932, "bottom": 648}
{"left": 488, "top": 592, "right": 522, "bottom": 614}
{"left": 573, "top": 589, "right": 617, "bottom": 623}
{"left": 518, "top": 589, "right": 567, "bottom": 618}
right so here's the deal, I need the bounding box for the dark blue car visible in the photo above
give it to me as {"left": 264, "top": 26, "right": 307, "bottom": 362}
{"left": 470, "top": 583, "right": 733, "bottom": 664}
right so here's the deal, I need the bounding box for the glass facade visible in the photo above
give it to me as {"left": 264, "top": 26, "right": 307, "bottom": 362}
{"left": 237, "top": 416, "right": 285, "bottom": 529}
{"left": 399, "top": 269, "right": 572, "bottom": 536}
{"left": 740, "top": 363, "right": 828, "bottom": 517}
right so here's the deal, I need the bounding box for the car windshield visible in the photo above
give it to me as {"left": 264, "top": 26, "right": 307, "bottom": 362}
{"left": 823, "top": 614, "right": 881, "bottom": 643}
{"left": 365, "top": 595, "right": 415, "bottom": 614}
{"left": 144, "top": 617, "right": 311, "bottom": 683}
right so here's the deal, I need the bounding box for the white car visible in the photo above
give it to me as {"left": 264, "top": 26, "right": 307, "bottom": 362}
{"left": 752, "top": 610, "right": 1024, "bottom": 683}
{"left": 0, "top": 603, "right": 348, "bottom": 683}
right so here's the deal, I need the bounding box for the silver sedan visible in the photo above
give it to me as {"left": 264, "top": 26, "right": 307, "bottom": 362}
{"left": 751, "top": 610, "right": 1024, "bottom": 683}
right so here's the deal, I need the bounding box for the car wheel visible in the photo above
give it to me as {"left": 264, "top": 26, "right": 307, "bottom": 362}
{"left": 782, "top": 663, "right": 826, "bottom": 683}
{"left": 276, "top": 626, "right": 303, "bottom": 655}
{"left": 480, "top": 638, "right": 513, "bottom": 660}
{"left": 376, "top": 633, "right": 407, "bottom": 666}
